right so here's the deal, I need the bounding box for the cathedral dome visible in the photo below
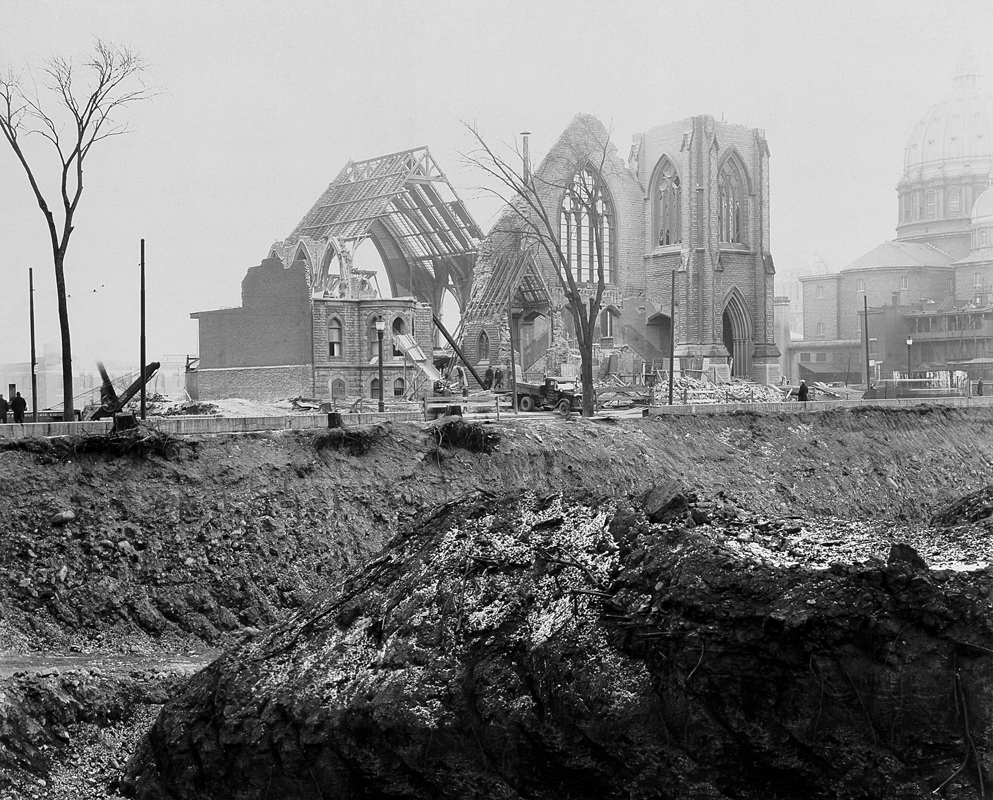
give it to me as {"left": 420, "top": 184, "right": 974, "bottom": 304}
{"left": 972, "top": 182, "right": 993, "bottom": 226}
{"left": 903, "top": 58, "right": 993, "bottom": 174}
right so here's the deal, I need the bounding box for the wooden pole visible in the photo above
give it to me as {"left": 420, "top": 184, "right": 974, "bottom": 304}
{"left": 668, "top": 270, "right": 676, "bottom": 405}
{"left": 140, "top": 239, "right": 147, "bottom": 420}
{"left": 29, "top": 267, "right": 38, "bottom": 422}
{"left": 863, "top": 295, "right": 870, "bottom": 388}
{"left": 508, "top": 285, "right": 518, "bottom": 413}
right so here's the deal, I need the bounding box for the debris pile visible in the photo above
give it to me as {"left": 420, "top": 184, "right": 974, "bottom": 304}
{"left": 123, "top": 489, "right": 992, "bottom": 800}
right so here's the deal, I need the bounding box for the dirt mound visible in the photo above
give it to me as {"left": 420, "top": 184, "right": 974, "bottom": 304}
{"left": 2, "top": 406, "right": 993, "bottom": 796}
{"left": 121, "top": 489, "right": 992, "bottom": 799}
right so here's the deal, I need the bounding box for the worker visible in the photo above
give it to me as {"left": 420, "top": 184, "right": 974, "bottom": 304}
{"left": 456, "top": 365, "right": 468, "bottom": 397}
{"left": 978, "top": 379, "right": 984, "bottom": 397}
{"left": 493, "top": 366, "right": 504, "bottom": 390}
{"left": 797, "top": 380, "right": 809, "bottom": 402}
{"left": 483, "top": 365, "right": 494, "bottom": 390}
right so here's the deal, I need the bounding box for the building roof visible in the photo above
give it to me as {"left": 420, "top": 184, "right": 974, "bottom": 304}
{"left": 972, "top": 183, "right": 993, "bottom": 224}
{"left": 904, "top": 58, "right": 993, "bottom": 174}
{"left": 274, "top": 147, "right": 484, "bottom": 306}
{"left": 842, "top": 241, "right": 955, "bottom": 271}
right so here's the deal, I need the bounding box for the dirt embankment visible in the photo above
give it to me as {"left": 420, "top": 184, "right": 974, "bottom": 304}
{"left": 0, "top": 407, "right": 991, "bottom": 798}
{"left": 0, "top": 407, "right": 989, "bottom": 652}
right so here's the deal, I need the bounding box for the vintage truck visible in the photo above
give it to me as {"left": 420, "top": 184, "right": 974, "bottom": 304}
{"left": 498, "top": 376, "right": 586, "bottom": 415}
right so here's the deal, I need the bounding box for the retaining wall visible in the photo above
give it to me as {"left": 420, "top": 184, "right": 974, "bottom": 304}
{"left": 647, "top": 395, "right": 993, "bottom": 416}
{"left": 0, "top": 412, "right": 422, "bottom": 440}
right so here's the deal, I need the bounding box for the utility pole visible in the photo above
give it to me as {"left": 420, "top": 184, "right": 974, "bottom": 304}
{"left": 668, "top": 270, "right": 676, "bottom": 405}
{"left": 508, "top": 284, "right": 518, "bottom": 414}
{"left": 140, "top": 239, "right": 147, "bottom": 420}
{"left": 863, "top": 295, "right": 871, "bottom": 388}
{"left": 29, "top": 268, "right": 38, "bottom": 422}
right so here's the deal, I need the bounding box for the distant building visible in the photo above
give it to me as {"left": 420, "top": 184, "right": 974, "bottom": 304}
{"left": 789, "top": 52, "right": 993, "bottom": 384}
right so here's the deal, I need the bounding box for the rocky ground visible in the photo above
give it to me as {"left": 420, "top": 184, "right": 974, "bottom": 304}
{"left": 0, "top": 407, "right": 991, "bottom": 797}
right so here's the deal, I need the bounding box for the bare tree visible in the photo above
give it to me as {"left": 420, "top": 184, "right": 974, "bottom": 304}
{"left": 463, "top": 119, "right": 614, "bottom": 416}
{"left": 0, "top": 41, "right": 153, "bottom": 420}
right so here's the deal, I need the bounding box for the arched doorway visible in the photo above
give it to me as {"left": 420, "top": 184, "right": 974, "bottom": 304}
{"left": 722, "top": 293, "right": 751, "bottom": 378}
{"left": 644, "top": 313, "right": 672, "bottom": 361}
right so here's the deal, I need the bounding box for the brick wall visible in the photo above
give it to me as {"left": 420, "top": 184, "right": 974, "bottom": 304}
{"left": 192, "top": 257, "right": 312, "bottom": 369}
{"left": 839, "top": 267, "right": 952, "bottom": 337}
{"left": 800, "top": 275, "right": 840, "bottom": 340}
{"left": 198, "top": 365, "right": 312, "bottom": 401}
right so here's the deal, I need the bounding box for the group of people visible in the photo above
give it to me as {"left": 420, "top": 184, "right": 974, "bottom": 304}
{"left": 481, "top": 365, "right": 505, "bottom": 391}
{"left": 0, "top": 392, "right": 27, "bottom": 424}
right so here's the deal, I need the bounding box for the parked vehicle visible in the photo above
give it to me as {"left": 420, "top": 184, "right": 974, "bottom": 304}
{"left": 497, "top": 377, "right": 586, "bottom": 415}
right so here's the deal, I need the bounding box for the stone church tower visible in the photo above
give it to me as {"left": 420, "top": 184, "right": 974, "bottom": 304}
{"left": 463, "top": 113, "right": 779, "bottom": 385}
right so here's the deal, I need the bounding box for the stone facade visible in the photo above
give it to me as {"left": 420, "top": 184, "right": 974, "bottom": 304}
{"left": 192, "top": 258, "right": 436, "bottom": 402}
{"left": 463, "top": 113, "right": 780, "bottom": 386}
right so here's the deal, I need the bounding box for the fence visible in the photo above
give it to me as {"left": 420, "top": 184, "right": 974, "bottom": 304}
{"left": 422, "top": 393, "right": 502, "bottom": 421}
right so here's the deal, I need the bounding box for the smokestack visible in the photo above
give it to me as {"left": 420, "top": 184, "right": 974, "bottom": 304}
{"left": 520, "top": 131, "right": 531, "bottom": 184}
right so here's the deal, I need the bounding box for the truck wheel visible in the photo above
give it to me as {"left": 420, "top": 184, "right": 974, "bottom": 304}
{"left": 519, "top": 395, "right": 535, "bottom": 412}
{"left": 557, "top": 399, "right": 571, "bottom": 417}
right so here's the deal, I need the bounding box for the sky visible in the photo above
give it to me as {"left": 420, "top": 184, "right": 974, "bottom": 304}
{"left": 2, "top": 0, "right": 992, "bottom": 372}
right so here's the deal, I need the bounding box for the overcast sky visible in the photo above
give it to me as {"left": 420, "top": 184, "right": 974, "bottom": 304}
{"left": 2, "top": 0, "right": 992, "bottom": 370}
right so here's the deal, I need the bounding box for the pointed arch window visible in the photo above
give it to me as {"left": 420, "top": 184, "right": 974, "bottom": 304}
{"left": 392, "top": 317, "right": 406, "bottom": 357}
{"left": 559, "top": 167, "right": 615, "bottom": 284}
{"left": 393, "top": 377, "right": 406, "bottom": 398}
{"left": 477, "top": 330, "right": 490, "bottom": 363}
{"left": 654, "top": 159, "right": 681, "bottom": 246}
{"left": 718, "top": 158, "right": 744, "bottom": 244}
{"left": 328, "top": 317, "right": 343, "bottom": 358}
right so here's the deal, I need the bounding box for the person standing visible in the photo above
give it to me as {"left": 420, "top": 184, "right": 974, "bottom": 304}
{"left": 483, "top": 365, "right": 494, "bottom": 390}
{"left": 0, "top": 394, "right": 8, "bottom": 423}
{"left": 10, "top": 391, "right": 27, "bottom": 423}
{"left": 797, "top": 380, "right": 809, "bottom": 403}
{"left": 978, "top": 379, "right": 984, "bottom": 397}
{"left": 493, "top": 366, "right": 504, "bottom": 391}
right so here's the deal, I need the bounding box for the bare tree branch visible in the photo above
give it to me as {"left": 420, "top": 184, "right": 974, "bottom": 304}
{"left": 0, "top": 40, "right": 155, "bottom": 419}
{"left": 460, "top": 119, "right": 616, "bottom": 416}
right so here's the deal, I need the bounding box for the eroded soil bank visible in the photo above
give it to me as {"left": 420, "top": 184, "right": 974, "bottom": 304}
{"left": 0, "top": 407, "right": 991, "bottom": 798}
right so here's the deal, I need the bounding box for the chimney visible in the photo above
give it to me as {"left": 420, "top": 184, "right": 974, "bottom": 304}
{"left": 521, "top": 131, "right": 531, "bottom": 185}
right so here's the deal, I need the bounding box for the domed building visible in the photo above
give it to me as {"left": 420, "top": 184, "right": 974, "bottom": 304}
{"left": 792, "top": 55, "right": 993, "bottom": 386}
{"left": 897, "top": 55, "right": 993, "bottom": 258}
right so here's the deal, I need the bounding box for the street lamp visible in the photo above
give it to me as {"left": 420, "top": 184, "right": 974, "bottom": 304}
{"left": 906, "top": 336, "right": 913, "bottom": 381}
{"left": 375, "top": 317, "right": 386, "bottom": 413}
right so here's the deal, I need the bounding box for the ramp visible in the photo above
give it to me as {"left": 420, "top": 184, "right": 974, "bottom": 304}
{"left": 394, "top": 333, "right": 442, "bottom": 382}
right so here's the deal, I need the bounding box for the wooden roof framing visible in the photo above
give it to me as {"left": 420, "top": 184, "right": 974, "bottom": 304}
{"left": 283, "top": 147, "right": 483, "bottom": 306}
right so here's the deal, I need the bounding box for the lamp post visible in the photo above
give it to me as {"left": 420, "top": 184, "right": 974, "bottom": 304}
{"left": 906, "top": 336, "right": 913, "bottom": 381}
{"left": 375, "top": 317, "right": 386, "bottom": 413}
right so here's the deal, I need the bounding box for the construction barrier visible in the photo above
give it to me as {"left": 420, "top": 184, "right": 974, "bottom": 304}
{"left": 0, "top": 411, "right": 423, "bottom": 440}
{"left": 647, "top": 395, "right": 993, "bottom": 416}
{"left": 422, "top": 393, "right": 502, "bottom": 421}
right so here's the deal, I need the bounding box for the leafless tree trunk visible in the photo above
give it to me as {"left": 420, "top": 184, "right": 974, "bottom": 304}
{"left": 463, "top": 122, "right": 613, "bottom": 417}
{"left": 0, "top": 41, "right": 152, "bottom": 420}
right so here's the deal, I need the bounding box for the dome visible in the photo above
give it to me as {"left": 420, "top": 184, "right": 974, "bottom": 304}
{"left": 972, "top": 182, "right": 993, "bottom": 225}
{"left": 903, "top": 60, "right": 993, "bottom": 174}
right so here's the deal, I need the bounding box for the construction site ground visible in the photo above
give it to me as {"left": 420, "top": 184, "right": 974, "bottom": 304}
{"left": 0, "top": 404, "right": 990, "bottom": 798}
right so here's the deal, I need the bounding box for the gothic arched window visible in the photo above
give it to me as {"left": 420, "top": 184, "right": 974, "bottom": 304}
{"left": 655, "top": 160, "right": 681, "bottom": 246}
{"left": 392, "top": 317, "right": 406, "bottom": 357}
{"left": 559, "top": 167, "right": 615, "bottom": 284}
{"left": 718, "top": 158, "right": 745, "bottom": 244}
{"left": 477, "top": 330, "right": 490, "bottom": 363}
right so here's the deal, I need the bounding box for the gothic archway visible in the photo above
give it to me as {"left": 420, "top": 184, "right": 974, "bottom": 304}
{"left": 721, "top": 291, "right": 751, "bottom": 378}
